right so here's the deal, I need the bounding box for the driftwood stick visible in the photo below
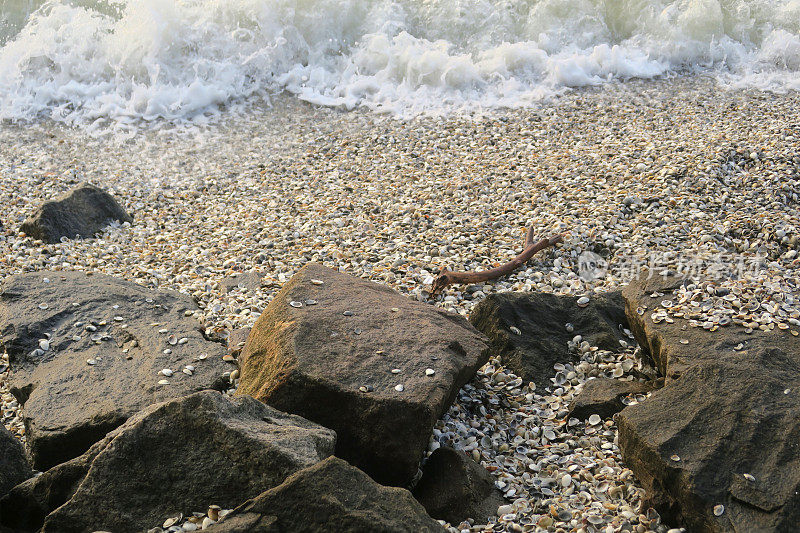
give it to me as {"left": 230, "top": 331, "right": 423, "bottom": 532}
{"left": 431, "top": 231, "right": 563, "bottom": 295}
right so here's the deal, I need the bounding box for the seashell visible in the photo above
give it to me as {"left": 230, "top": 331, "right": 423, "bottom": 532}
{"left": 509, "top": 326, "right": 521, "bottom": 335}
{"left": 158, "top": 379, "right": 170, "bottom": 385}
{"left": 425, "top": 368, "right": 435, "bottom": 376}
{"left": 161, "top": 369, "right": 173, "bottom": 377}
{"left": 38, "top": 303, "right": 49, "bottom": 310}
{"left": 72, "top": 335, "right": 81, "bottom": 342}
{"left": 310, "top": 279, "right": 324, "bottom": 285}
{"left": 178, "top": 337, "right": 188, "bottom": 344}
{"left": 182, "top": 368, "right": 193, "bottom": 376}
{"left": 391, "top": 368, "right": 401, "bottom": 374}
{"left": 168, "top": 335, "right": 178, "bottom": 345}
{"left": 743, "top": 473, "right": 755, "bottom": 481}
{"left": 588, "top": 414, "right": 601, "bottom": 425}
{"left": 577, "top": 296, "right": 590, "bottom": 307}
{"left": 289, "top": 301, "right": 303, "bottom": 308}
{"left": 39, "top": 339, "right": 50, "bottom": 351}
{"left": 304, "top": 299, "right": 317, "bottom": 305}
{"left": 163, "top": 515, "right": 182, "bottom": 528}
{"left": 86, "top": 359, "right": 97, "bottom": 365}
{"left": 394, "top": 384, "right": 404, "bottom": 392}
{"left": 713, "top": 504, "right": 725, "bottom": 516}
{"left": 670, "top": 454, "right": 681, "bottom": 462}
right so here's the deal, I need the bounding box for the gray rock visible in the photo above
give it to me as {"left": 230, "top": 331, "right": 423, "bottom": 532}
{"left": 0, "top": 391, "right": 335, "bottom": 533}
{"left": 617, "top": 271, "right": 800, "bottom": 532}
{"left": 470, "top": 291, "right": 628, "bottom": 390}
{"left": 412, "top": 447, "right": 504, "bottom": 526}
{"left": 568, "top": 378, "right": 658, "bottom": 421}
{"left": 0, "top": 270, "right": 231, "bottom": 471}
{"left": 210, "top": 456, "right": 441, "bottom": 533}
{"left": 221, "top": 272, "right": 262, "bottom": 293}
{"left": 20, "top": 183, "right": 132, "bottom": 243}
{"left": 237, "top": 263, "right": 490, "bottom": 486}
{"left": 0, "top": 426, "right": 32, "bottom": 499}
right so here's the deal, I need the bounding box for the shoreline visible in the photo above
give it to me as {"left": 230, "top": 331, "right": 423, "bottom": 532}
{"left": 1, "top": 74, "right": 798, "bottom": 532}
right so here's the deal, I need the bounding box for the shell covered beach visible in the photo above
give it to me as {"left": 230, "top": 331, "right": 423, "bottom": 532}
{"left": 1, "top": 75, "right": 799, "bottom": 532}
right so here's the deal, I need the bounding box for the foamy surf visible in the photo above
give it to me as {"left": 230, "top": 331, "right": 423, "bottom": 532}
{"left": 1, "top": 0, "right": 799, "bottom": 133}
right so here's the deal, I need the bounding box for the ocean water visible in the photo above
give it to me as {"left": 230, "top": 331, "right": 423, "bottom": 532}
{"left": 1, "top": 0, "right": 799, "bottom": 133}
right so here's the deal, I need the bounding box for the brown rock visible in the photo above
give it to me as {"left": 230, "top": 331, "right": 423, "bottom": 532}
{"left": 0, "top": 426, "right": 32, "bottom": 499}
{"left": 210, "top": 456, "right": 442, "bottom": 533}
{"left": 0, "top": 271, "right": 231, "bottom": 471}
{"left": 617, "top": 270, "right": 800, "bottom": 532}
{"left": 237, "top": 263, "right": 490, "bottom": 486}
{"left": 20, "top": 183, "right": 132, "bottom": 243}
{"left": 470, "top": 291, "right": 628, "bottom": 390}
{"left": 0, "top": 391, "right": 335, "bottom": 533}
{"left": 568, "top": 378, "right": 657, "bottom": 421}
{"left": 413, "top": 447, "right": 504, "bottom": 525}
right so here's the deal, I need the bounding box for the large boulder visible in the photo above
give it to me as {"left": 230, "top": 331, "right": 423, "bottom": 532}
{"left": 412, "top": 447, "right": 504, "bottom": 526}
{"left": 0, "top": 391, "right": 335, "bottom": 533}
{"left": 20, "top": 183, "right": 132, "bottom": 243}
{"left": 617, "top": 272, "right": 800, "bottom": 532}
{"left": 0, "top": 426, "right": 32, "bottom": 499}
{"left": 210, "top": 456, "right": 442, "bottom": 533}
{"left": 470, "top": 291, "right": 628, "bottom": 390}
{"left": 237, "top": 263, "right": 490, "bottom": 486}
{"left": 0, "top": 271, "right": 231, "bottom": 470}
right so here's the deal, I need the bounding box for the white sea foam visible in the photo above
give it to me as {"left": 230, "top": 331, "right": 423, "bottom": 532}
{"left": 1, "top": 0, "right": 799, "bottom": 132}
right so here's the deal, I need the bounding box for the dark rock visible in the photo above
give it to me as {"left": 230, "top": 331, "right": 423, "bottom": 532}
{"left": 221, "top": 272, "right": 262, "bottom": 293}
{"left": 227, "top": 327, "right": 252, "bottom": 358}
{"left": 568, "top": 378, "right": 658, "bottom": 421}
{"left": 412, "top": 447, "right": 504, "bottom": 525}
{"left": 210, "top": 456, "right": 441, "bottom": 533}
{"left": 0, "top": 391, "right": 335, "bottom": 533}
{"left": 617, "top": 271, "right": 800, "bottom": 532}
{"left": 0, "top": 426, "right": 32, "bottom": 499}
{"left": 470, "top": 291, "right": 628, "bottom": 390}
{"left": 0, "top": 271, "right": 231, "bottom": 471}
{"left": 237, "top": 263, "right": 490, "bottom": 486}
{"left": 20, "top": 183, "right": 132, "bottom": 243}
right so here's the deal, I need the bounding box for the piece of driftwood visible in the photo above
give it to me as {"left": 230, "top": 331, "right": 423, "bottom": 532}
{"left": 430, "top": 229, "right": 563, "bottom": 295}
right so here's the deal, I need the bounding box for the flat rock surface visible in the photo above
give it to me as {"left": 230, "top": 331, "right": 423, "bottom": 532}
{"left": 0, "top": 271, "right": 231, "bottom": 470}
{"left": 1, "top": 391, "right": 335, "bottom": 533}
{"left": 20, "top": 183, "right": 132, "bottom": 243}
{"left": 210, "top": 456, "right": 441, "bottom": 533}
{"left": 237, "top": 263, "right": 490, "bottom": 486}
{"left": 470, "top": 291, "right": 628, "bottom": 390}
{"left": 413, "top": 447, "right": 505, "bottom": 526}
{"left": 617, "top": 272, "right": 800, "bottom": 532}
{"left": 568, "top": 378, "right": 657, "bottom": 421}
{"left": 0, "top": 426, "right": 32, "bottom": 499}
